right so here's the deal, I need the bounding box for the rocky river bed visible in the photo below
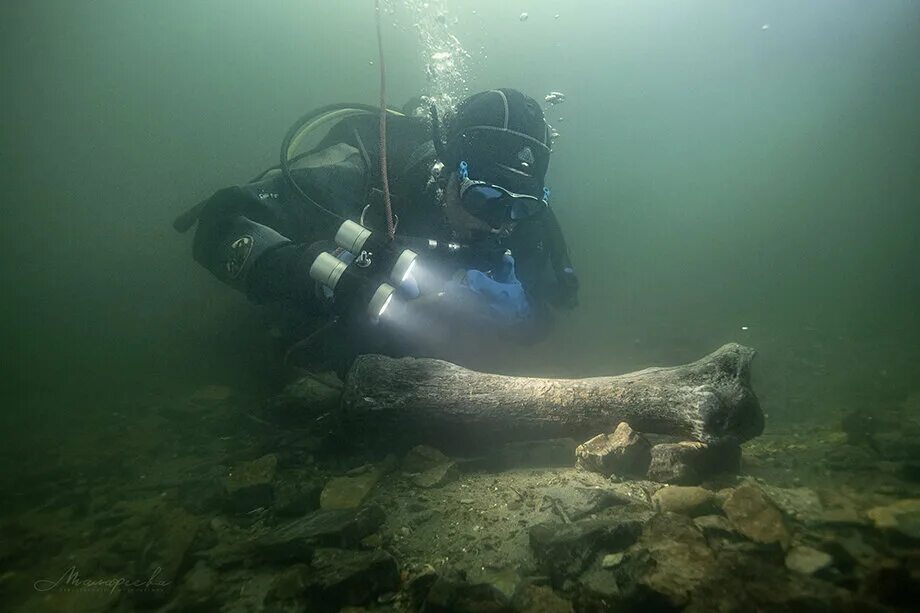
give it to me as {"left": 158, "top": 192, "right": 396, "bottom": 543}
{"left": 1, "top": 380, "right": 919, "bottom": 612}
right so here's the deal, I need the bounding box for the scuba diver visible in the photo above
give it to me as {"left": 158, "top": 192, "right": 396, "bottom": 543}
{"left": 174, "top": 88, "right": 579, "bottom": 373}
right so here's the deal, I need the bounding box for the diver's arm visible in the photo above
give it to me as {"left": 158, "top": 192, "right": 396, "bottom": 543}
{"left": 191, "top": 185, "right": 326, "bottom": 308}
{"left": 191, "top": 140, "right": 369, "bottom": 307}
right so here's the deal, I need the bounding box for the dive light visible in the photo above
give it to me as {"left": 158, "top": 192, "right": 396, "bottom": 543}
{"left": 309, "top": 220, "right": 418, "bottom": 321}
{"left": 335, "top": 220, "right": 374, "bottom": 254}
{"left": 308, "top": 252, "right": 349, "bottom": 291}
{"left": 367, "top": 283, "right": 397, "bottom": 320}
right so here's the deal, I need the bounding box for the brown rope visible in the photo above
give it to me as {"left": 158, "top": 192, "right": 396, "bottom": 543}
{"left": 375, "top": 0, "right": 395, "bottom": 240}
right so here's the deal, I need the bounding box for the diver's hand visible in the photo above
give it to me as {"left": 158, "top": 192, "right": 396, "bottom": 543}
{"left": 448, "top": 253, "right": 531, "bottom": 322}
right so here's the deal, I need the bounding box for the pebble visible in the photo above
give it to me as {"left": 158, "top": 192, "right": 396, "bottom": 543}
{"left": 602, "top": 552, "right": 625, "bottom": 568}
{"left": 866, "top": 499, "right": 920, "bottom": 539}
{"left": 320, "top": 469, "right": 382, "bottom": 510}
{"left": 652, "top": 486, "right": 715, "bottom": 517}
{"left": 722, "top": 483, "right": 790, "bottom": 546}
{"left": 785, "top": 546, "right": 833, "bottom": 575}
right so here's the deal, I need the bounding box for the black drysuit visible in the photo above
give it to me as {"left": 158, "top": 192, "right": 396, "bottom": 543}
{"left": 188, "top": 113, "right": 575, "bottom": 368}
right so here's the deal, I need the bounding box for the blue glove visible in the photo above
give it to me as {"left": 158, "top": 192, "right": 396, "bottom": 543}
{"left": 451, "top": 253, "right": 531, "bottom": 321}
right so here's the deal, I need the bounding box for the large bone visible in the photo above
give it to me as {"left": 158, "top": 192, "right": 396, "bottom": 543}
{"left": 340, "top": 343, "right": 763, "bottom": 449}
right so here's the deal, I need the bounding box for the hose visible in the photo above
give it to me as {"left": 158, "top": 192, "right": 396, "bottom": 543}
{"left": 280, "top": 104, "right": 381, "bottom": 221}
{"left": 375, "top": 0, "right": 396, "bottom": 241}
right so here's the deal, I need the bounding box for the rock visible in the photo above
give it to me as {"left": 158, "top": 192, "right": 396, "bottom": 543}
{"left": 688, "top": 549, "right": 863, "bottom": 611}
{"left": 498, "top": 438, "right": 578, "bottom": 468}
{"left": 575, "top": 423, "right": 651, "bottom": 477}
{"left": 467, "top": 567, "right": 521, "bottom": 603}
{"left": 821, "top": 531, "right": 877, "bottom": 569}
{"left": 875, "top": 432, "right": 920, "bottom": 462}
{"left": 785, "top": 546, "right": 833, "bottom": 575}
{"left": 652, "top": 486, "right": 716, "bottom": 517}
{"left": 542, "top": 485, "right": 627, "bottom": 521}
{"left": 721, "top": 483, "right": 790, "bottom": 547}
{"left": 740, "top": 453, "right": 768, "bottom": 473}
{"left": 423, "top": 569, "right": 519, "bottom": 612}
{"left": 403, "top": 445, "right": 451, "bottom": 473}
{"left": 130, "top": 507, "right": 202, "bottom": 607}
{"left": 529, "top": 507, "right": 653, "bottom": 583}
{"left": 817, "top": 506, "right": 868, "bottom": 527}
{"left": 578, "top": 564, "right": 621, "bottom": 600}
{"left": 401, "top": 446, "right": 458, "bottom": 488}
{"left": 602, "top": 552, "right": 625, "bottom": 568}
{"left": 346, "top": 463, "right": 373, "bottom": 476}
{"left": 305, "top": 548, "right": 400, "bottom": 611}
{"left": 178, "top": 479, "right": 226, "bottom": 515}
{"left": 412, "top": 461, "right": 460, "bottom": 489}
{"left": 824, "top": 444, "right": 876, "bottom": 471}
{"left": 864, "top": 558, "right": 920, "bottom": 608}
{"left": 693, "top": 514, "right": 739, "bottom": 541}
{"left": 320, "top": 467, "right": 384, "bottom": 510}
{"left": 225, "top": 454, "right": 278, "bottom": 513}
{"left": 647, "top": 441, "right": 740, "bottom": 485}
{"left": 612, "top": 512, "right": 716, "bottom": 609}
{"left": 272, "top": 432, "right": 325, "bottom": 468}
{"left": 379, "top": 452, "right": 399, "bottom": 474}
{"left": 512, "top": 584, "right": 574, "bottom": 613}
{"left": 866, "top": 499, "right": 920, "bottom": 539}
{"left": 264, "top": 373, "right": 342, "bottom": 425}
{"left": 273, "top": 475, "right": 323, "bottom": 517}
{"left": 208, "top": 570, "right": 276, "bottom": 612}
{"left": 759, "top": 484, "right": 824, "bottom": 524}
{"left": 256, "top": 504, "right": 386, "bottom": 562}
{"left": 841, "top": 409, "right": 880, "bottom": 449}
{"left": 267, "top": 563, "right": 311, "bottom": 602}
{"left": 406, "top": 564, "right": 439, "bottom": 606}
{"left": 605, "top": 481, "right": 659, "bottom": 508}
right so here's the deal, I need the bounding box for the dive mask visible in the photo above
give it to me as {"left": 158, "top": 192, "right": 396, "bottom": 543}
{"left": 458, "top": 161, "right": 549, "bottom": 226}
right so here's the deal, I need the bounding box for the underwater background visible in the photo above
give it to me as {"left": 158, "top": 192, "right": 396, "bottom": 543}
{"left": 0, "top": 2, "right": 919, "bottom": 609}
{"left": 2, "top": 0, "right": 918, "bottom": 435}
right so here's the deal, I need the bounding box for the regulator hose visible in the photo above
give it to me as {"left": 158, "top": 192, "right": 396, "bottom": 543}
{"left": 280, "top": 103, "right": 384, "bottom": 222}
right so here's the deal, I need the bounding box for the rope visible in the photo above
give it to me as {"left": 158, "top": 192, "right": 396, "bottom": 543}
{"left": 375, "top": 0, "right": 396, "bottom": 240}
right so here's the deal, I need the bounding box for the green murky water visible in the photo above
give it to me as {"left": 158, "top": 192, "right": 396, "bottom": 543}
{"left": 1, "top": 2, "right": 918, "bottom": 611}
